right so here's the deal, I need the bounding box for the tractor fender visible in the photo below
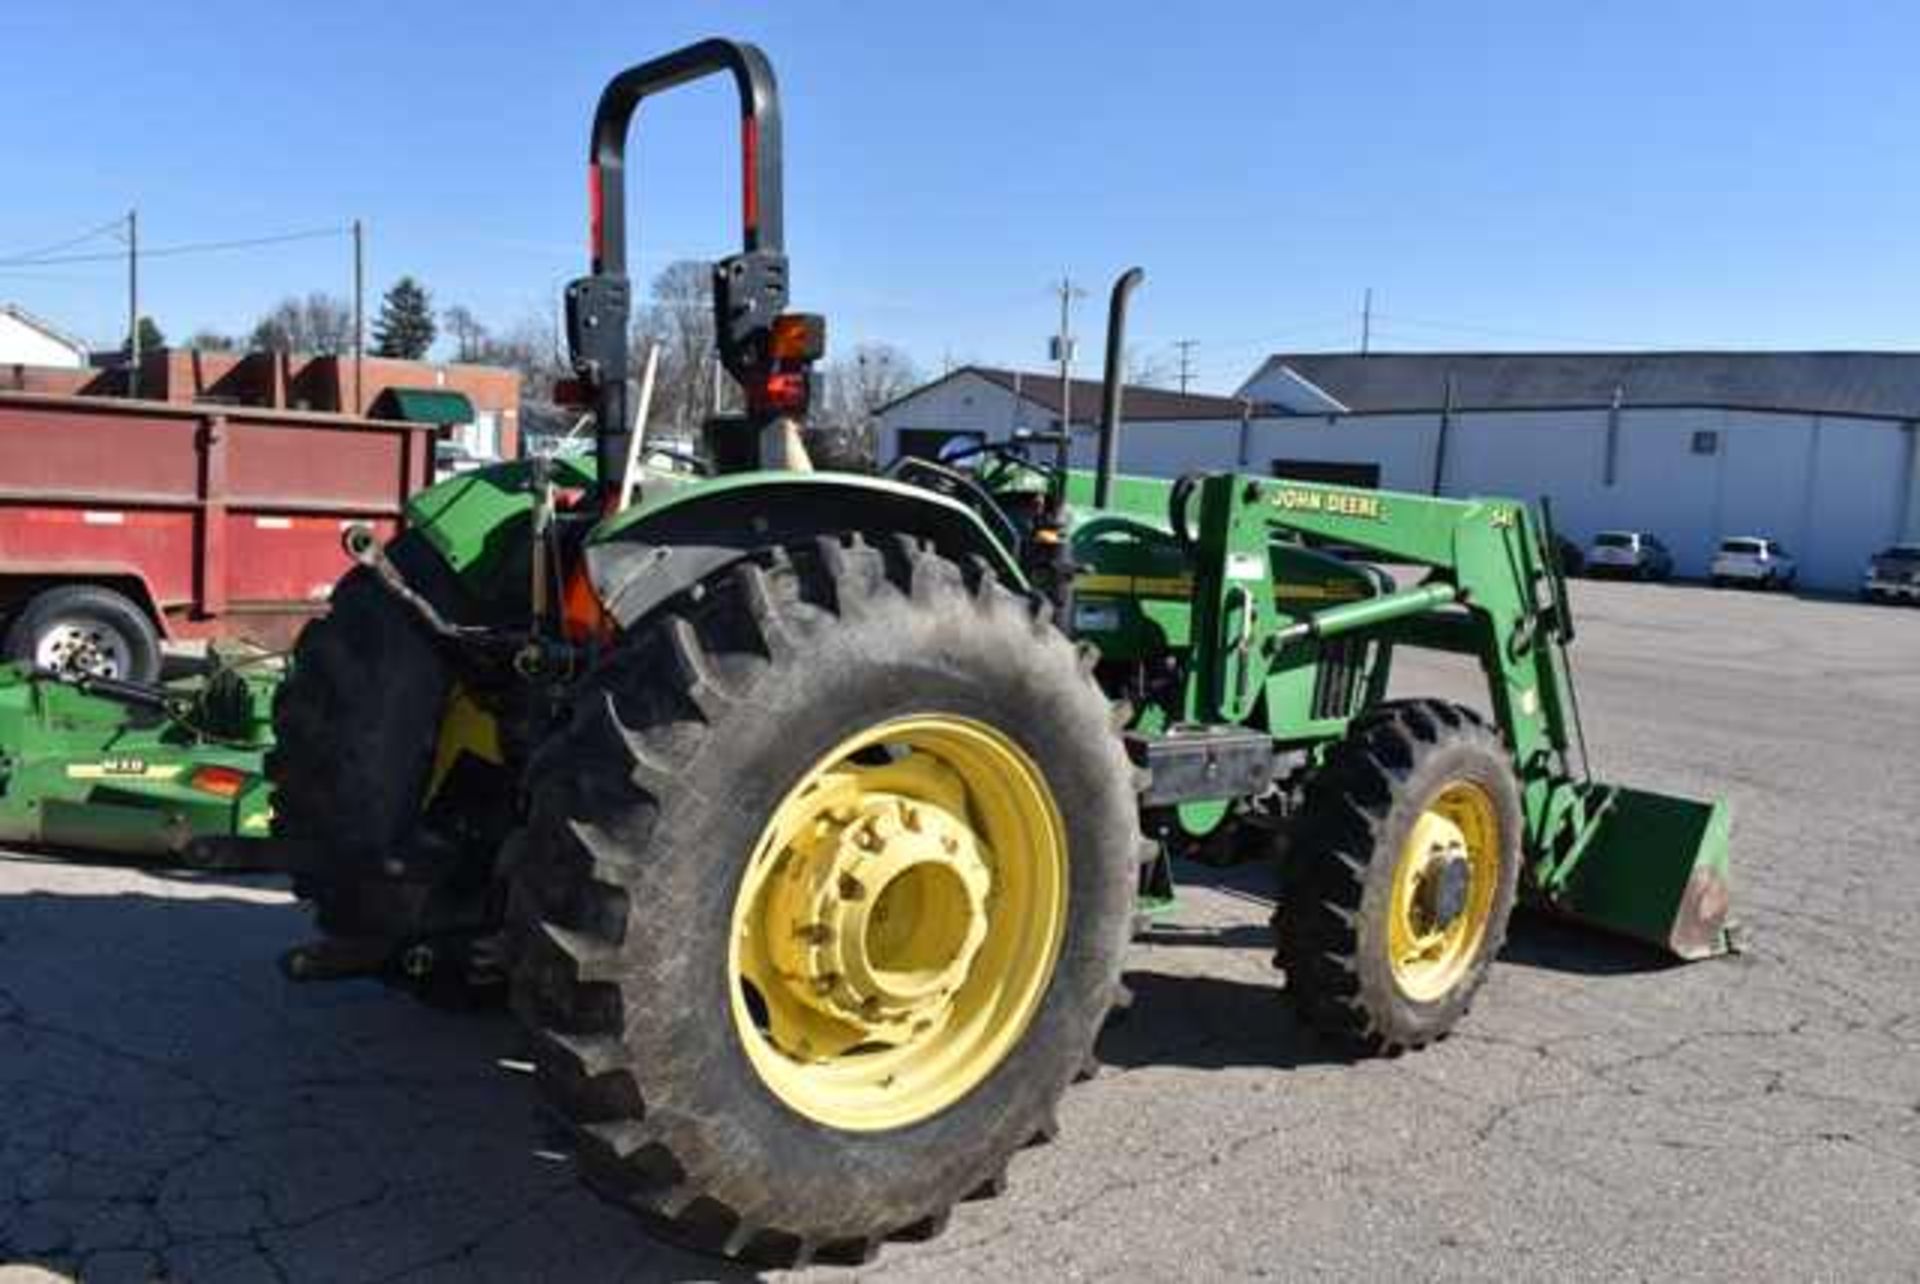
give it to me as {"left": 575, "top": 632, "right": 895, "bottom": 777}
{"left": 583, "top": 472, "right": 1027, "bottom": 627}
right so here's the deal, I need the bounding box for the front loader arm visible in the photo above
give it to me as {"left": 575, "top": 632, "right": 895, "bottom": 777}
{"left": 1189, "top": 475, "right": 1575, "bottom": 781}
{"left": 1186, "top": 472, "right": 1731, "bottom": 958}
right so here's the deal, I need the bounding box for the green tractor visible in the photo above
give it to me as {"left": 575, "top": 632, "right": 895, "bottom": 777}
{"left": 264, "top": 39, "right": 1731, "bottom": 1266}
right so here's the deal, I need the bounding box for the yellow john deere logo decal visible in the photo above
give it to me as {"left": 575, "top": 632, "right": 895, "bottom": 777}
{"left": 1075, "top": 573, "right": 1195, "bottom": 599}
{"left": 1276, "top": 581, "right": 1372, "bottom": 601}
{"left": 1273, "top": 486, "right": 1385, "bottom": 520}
{"left": 65, "top": 759, "right": 185, "bottom": 781}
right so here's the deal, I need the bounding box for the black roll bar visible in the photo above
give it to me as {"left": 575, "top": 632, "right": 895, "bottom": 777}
{"left": 588, "top": 38, "right": 784, "bottom": 274}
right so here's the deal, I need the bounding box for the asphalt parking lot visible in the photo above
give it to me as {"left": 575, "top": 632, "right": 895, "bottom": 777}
{"left": 3, "top": 579, "right": 1917, "bottom": 1282}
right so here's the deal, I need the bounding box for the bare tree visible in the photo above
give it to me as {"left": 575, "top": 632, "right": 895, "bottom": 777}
{"left": 632, "top": 260, "right": 726, "bottom": 440}
{"left": 801, "top": 343, "right": 921, "bottom": 471}
{"left": 475, "top": 315, "right": 569, "bottom": 396}
{"left": 818, "top": 342, "right": 920, "bottom": 426}
{"left": 442, "top": 305, "right": 488, "bottom": 363}
{"left": 1124, "top": 344, "right": 1173, "bottom": 389}
{"left": 249, "top": 293, "right": 355, "bottom": 354}
{"left": 849, "top": 343, "right": 920, "bottom": 414}
{"left": 185, "top": 329, "right": 236, "bottom": 351}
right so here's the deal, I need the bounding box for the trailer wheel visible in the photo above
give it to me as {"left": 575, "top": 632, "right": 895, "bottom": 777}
{"left": 4, "top": 584, "right": 161, "bottom": 684}
{"left": 1276, "top": 699, "right": 1520, "bottom": 1053}
{"left": 267, "top": 535, "right": 513, "bottom": 1003}
{"left": 511, "top": 534, "right": 1138, "bottom": 1265}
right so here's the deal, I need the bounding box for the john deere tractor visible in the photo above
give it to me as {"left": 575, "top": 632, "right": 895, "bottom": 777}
{"left": 265, "top": 40, "right": 1731, "bottom": 1266}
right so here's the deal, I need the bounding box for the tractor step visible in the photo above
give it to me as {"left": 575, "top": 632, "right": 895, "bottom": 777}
{"left": 280, "top": 937, "right": 390, "bottom": 982}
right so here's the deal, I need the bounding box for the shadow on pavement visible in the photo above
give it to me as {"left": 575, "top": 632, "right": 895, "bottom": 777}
{"left": 1098, "top": 970, "right": 1362, "bottom": 1073}
{"left": 0, "top": 885, "right": 760, "bottom": 1284}
{"left": 1499, "top": 907, "right": 1688, "bottom": 976}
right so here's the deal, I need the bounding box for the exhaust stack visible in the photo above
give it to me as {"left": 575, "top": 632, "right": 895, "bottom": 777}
{"left": 1095, "top": 266, "right": 1145, "bottom": 509}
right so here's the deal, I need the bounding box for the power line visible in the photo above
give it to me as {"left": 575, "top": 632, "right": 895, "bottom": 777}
{"left": 1179, "top": 316, "right": 1371, "bottom": 356}
{"left": 0, "top": 215, "right": 129, "bottom": 266}
{"left": 1369, "top": 312, "right": 1665, "bottom": 349}
{"left": 0, "top": 225, "right": 347, "bottom": 267}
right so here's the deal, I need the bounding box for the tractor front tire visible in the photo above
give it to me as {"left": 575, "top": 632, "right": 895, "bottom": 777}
{"left": 511, "top": 535, "right": 1139, "bottom": 1266}
{"left": 1277, "top": 699, "right": 1521, "bottom": 1053}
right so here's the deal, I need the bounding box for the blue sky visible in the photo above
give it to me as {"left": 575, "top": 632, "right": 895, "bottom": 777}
{"left": 2, "top": 1, "right": 1914, "bottom": 392}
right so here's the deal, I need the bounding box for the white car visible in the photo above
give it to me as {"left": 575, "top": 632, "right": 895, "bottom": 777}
{"left": 434, "top": 443, "right": 490, "bottom": 481}
{"left": 1862, "top": 543, "right": 1920, "bottom": 603}
{"left": 1710, "top": 536, "right": 1797, "bottom": 590}
{"left": 1587, "top": 530, "right": 1674, "bottom": 581}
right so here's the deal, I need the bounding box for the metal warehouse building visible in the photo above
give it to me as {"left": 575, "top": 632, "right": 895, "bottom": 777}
{"left": 878, "top": 352, "right": 1920, "bottom": 593}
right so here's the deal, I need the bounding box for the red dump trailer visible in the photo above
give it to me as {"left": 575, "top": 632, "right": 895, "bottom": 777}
{"left": 0, "top": 390, "right": 436, "bottom": 682}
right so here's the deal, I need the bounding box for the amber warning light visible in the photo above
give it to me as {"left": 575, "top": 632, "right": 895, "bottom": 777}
{"left": 770, "top": 313, "right": 826, "bottom": 363}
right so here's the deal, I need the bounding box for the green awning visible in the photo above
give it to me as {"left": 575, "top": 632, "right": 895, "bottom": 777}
{"left": 374, "top": 387, "right": 475, "bottom": 425}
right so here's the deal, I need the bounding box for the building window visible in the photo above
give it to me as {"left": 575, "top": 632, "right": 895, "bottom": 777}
{"left": 1271, "top": 459, "right": 1381, "bottom": 488}
{"left": 1691, "top": 430, "right": 1719, "bottom": 455}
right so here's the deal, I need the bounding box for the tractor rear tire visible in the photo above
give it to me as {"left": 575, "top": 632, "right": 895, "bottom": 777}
{"left": 511, "top": 534, "right": 1139, "bottom": 1266}
{"left": 1276, "top": 699, "right": 1521, "bottom": 1053}
{"left": 268, "top": 535, "right": 510, "bottom": 1001}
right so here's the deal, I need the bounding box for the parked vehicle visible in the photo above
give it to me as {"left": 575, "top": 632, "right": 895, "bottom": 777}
{"left": 0, "top": 390, "right": 436, "bottom": 683}
{"left": 434, "top": 441, "right": 490, "bottom": 480}
{"left": 1551, "top": 533, "right": 1586, "bottom": 578}
{"left": 1587, "top": 530, "right": 1673, "bottom": 581}
{"left": 1861, "top": 542, "right": 1920, "bottom": 603}
{"left": 1710, "top": 536, "right": 1797, "bottom": 590}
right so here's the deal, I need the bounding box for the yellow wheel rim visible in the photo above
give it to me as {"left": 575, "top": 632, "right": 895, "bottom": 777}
{"left": 1387, "top": 780, "right": 1501, "bottom": 1003}
{"left": 728, "top": 715, "right": 1068, "bottom": 1132}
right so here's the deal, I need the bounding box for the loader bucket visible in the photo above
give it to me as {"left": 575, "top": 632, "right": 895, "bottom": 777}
{"left": 1548, "top": 785, "right": 1732, "bottom": 960}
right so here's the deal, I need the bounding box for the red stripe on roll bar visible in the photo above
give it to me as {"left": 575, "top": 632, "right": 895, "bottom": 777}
{"left": 742, "top": 116, "right": 759, "bottom": 239}
{"left": 588, "top": 163, "right": 605, "bottom": 266}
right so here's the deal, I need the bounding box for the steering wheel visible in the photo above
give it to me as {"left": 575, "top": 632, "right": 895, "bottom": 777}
{"left": 927, "top": 440, "right": 1060, "bottom": 490}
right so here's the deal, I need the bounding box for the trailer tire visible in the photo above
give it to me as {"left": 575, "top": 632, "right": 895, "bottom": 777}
{"left": 511, "top": 534, "right": 1139, "bottom": 1266}
{"left": 1276, "top": 699, "right": 1520, "bottom": 1053}
{"left": 4, "top": 584, "right": 161, "bottom": 684}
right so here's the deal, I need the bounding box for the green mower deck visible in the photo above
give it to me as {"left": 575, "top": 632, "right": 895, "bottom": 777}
{"left": 0, "top": 661, "right": 276, "bottom": 860}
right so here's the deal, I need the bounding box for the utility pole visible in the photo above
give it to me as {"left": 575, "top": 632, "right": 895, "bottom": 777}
{"left": 1360, "top": 287, "right": 1373, "bottom": 356}
{"left": 126, "top": 209, "right": 139, "bottom": 398}
{"left": 351, "top": 218, "right": 364, "bottom": 414}
{"left": 1050, "top": 274, "right": 1085, "bottom": 436}
{"left": 1174, "top": 339, "right": 1199, "bottom": 393}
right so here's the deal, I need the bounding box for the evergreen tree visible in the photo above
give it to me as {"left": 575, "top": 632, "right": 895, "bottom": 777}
{"left": 127, "top": 315, "right": 165, "bottom": 353}
{"left": 372, "top": 277, "right": 436, "bottom": 359}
